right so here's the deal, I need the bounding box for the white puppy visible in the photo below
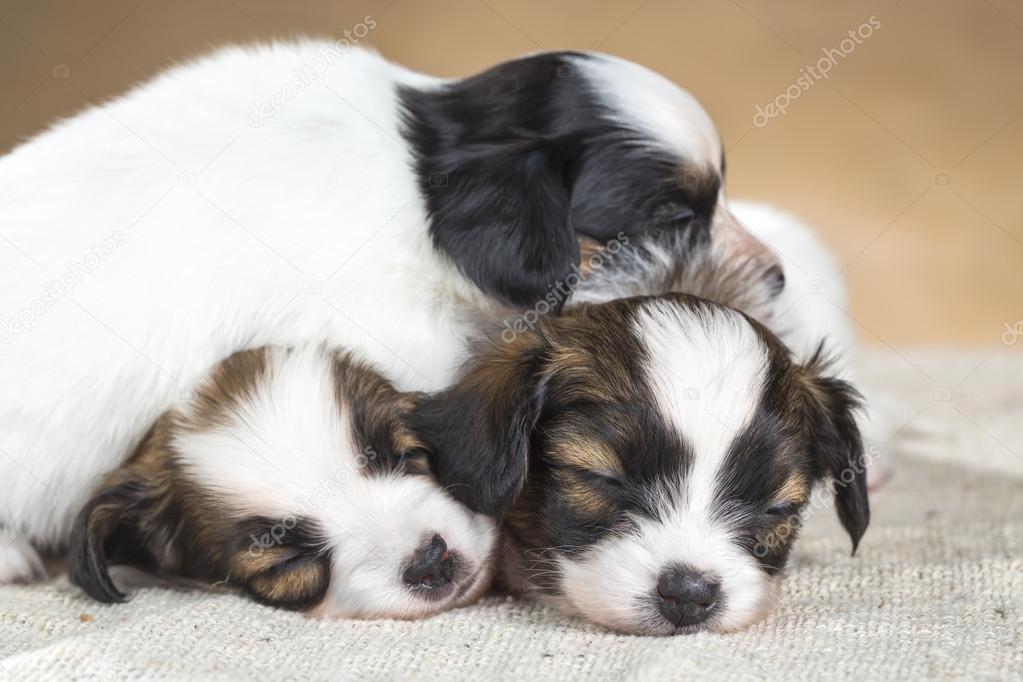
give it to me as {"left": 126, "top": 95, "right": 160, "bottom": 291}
{"left": 0, "top": 42, "right": 873, "bottom": 583}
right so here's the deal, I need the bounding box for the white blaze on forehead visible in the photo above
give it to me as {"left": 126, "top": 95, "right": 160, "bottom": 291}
{"left": 174, "top": 347, "right": 358, "bottom": 516}
{"left": 173, "top": 346, "right": 497, "bottom": 619}
{"left": 633, "top": 300, "right": 768, "bottom": 516}
{"left": 551, "top": 302, "right": 775, "bottom": 634}
{"left": 574, "top": 53, "right": 722, "bottom": 166}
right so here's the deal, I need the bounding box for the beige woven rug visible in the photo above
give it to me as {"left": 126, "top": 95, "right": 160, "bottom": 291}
{"left": 2, "top": 349, "right": 1021, "bottom": 681}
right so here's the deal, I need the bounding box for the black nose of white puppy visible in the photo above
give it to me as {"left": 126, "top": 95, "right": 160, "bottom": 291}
{"left": 657, "top": 568, "right": 721, "bottom": 627}
{"left": 404, "top": 534, "right": 454, "bottom": 590}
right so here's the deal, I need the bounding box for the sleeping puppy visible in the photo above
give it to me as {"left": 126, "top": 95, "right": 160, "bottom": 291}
{"left": 0, "top": 44, "right": 782, "bottom": 580}
{"left": 69, "top": 346, "right": 496, "bottom": 619}
{"left": 413, "top": 293, "right": 869, "bottom": 635}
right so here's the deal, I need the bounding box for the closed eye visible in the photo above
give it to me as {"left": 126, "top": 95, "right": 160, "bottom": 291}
{"left": 397, "top": 447, "right": 433, "bottom": 476}
{"left": 652, "top": 201, "right": 694, "bottom": 226}
{"left": 741, "top": 502, "right": 799, "bottom": 531}
{"left": 576, "top": 468, "right": 625, "bottom": 490}
{"left": 765, "top": 502, "right": 797, "bottom": 519}
{"left": 546, "top": 461, "right": 626, "bottom": 492}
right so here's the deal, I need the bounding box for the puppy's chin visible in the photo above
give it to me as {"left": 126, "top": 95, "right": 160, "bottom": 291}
{"left": 308, "top": 559, "right": 495, "bottom": 621}
{"left": 498, "top": 530, "right": 783, "bottom": 637}
{"left": 543, "top": 574, "right": 781, "bottom": 637}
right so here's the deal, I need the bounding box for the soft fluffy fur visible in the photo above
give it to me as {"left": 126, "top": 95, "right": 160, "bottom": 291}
{"left": 69, "top": 346, "right": 496, "bottom": 619}
{"left": 413, "top": 294, "right": 869, "bottom": 635}
{"left": 0, "top": 43, "right": 786, "bottom": 571}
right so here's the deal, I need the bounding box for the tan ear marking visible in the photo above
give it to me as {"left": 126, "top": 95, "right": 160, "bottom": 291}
{"left": 577, "top": 236, "right": 604, "bottom": 278}
{"left": 775, "top": 473, "right": 809, "bottom": 506}
{"left": 244, "top": 556, "right": 330, "bottom": 610}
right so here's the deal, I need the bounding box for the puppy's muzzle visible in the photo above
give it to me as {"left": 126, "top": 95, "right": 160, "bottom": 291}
{"left": 713, "top": 205, "right": 785, "bottom": 294}
{"left": 403, "top": 534, "right": 454, "bottom": 591}
{"left": 657, "top": 566, "right": 721, "bottom": 628}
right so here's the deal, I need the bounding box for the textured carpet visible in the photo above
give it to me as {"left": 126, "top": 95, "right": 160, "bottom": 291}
{"left": 1, "top": 349, "right": 1021, "bottom": 681}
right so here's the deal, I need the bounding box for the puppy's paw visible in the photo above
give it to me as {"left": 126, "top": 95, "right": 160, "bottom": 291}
{"left": 0, "top": 529, "right": 47, "bottom": 584}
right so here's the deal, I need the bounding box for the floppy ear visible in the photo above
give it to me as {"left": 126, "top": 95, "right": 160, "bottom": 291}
{"left": 417, "top": 141, "right": 579, "bottom": 307}
{"left": 399, "top": 60, "right": 582, "bottom": 308}
{"left": 798, "top": 349, "right": 870, "bottom": 553}
{"left": 69, "top": 476, "right": 157, "bottom": 603}
{"left": 71, "top": 471, "right": 332, "bottom": 611}
{"left": 410, "top": 339, "right": 548, "bottom": 517}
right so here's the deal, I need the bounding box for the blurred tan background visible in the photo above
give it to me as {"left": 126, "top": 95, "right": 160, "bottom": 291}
{"left": 1, "top": 0, "right": 1021, "bottom": 348}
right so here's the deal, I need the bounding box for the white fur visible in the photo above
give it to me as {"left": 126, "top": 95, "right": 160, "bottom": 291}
{"left": 637, "top": 300, "right": 767, "bottom": 510}
{"left": 176, "top": 346, "right": 496, "bottom": 619}
{"left": 576, "top": 54, "right": 721, "bottom": 165}
{"left": 0, "top": 38, "right": 876, "bottom": 596}
{"left": 0, "top": 528, "right": 47, "bottom": 583}
{"left": 556, "top": 302, "right": 775, "bottom": 633}
{"left": 0, "top": 44, "right": 470, "bottom": 551}
{"left": 0, "top": 42, "right": 730, "bottom": 557}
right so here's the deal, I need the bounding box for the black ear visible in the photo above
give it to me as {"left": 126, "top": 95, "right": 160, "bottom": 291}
{"left": 418, "top": 140, "right": 578, "bottom": 307}
{"left": 69, "top": 478, "right": 154, "bottom": 603}
{"left": 398, "top": 58, "right": 581, "bottom": 308}
{"left": 800, "top": 351, "right": 870, "bottom": 553}
{"left": 410, "top": 342, "right": 547, "bottom": 517}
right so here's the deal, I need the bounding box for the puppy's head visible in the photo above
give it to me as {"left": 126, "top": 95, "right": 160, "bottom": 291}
{"left": 401, "top": 51, "right": 781, "bottom": 317}
{"left": 415, "top": 294, "right": 868, "bottom": 635}
{"left": 70, "top": 347, "right": 496, "bottom": 619}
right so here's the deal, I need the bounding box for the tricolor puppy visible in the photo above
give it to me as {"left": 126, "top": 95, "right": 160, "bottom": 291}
{"left": 414, "top": 294, "right": 869, "bottom": 635}
{"left": 1, "top": 44, "right": 782, "bottom": 579}
{"left": 70, "top": 346, "right": 496, "bottom": 619}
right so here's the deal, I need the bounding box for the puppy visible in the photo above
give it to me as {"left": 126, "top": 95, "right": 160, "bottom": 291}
{"left": 69, "top": 346, "right": 496, "bottom": 619}
{"left": 0, "top": 44, "right": 781, "bottom": 576}
{"left": 413, "top": 293, "right": 869, "bottom": 635}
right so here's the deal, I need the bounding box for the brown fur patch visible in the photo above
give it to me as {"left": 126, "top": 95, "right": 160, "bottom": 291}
{"left": 775, "top": 473, "right": 809, "bottom": 506}
{"left": 552, "top": 470, "right": 617, "bottom": 518}
{"left": 546, "top": 436, "right": 623, "bottom": 477}
{"left": 332, "top": 350, "right": 426, "bottom": 471}
{"left": 577, "top": 236, "right": 604, "bottom": 278}
{"left": 241, "top": 553, "right": 331, "bottom": 609}
{"left": 71, "top": 345, "right": 425, "bottom": 611}
{"left": 185, "top": 348, "right": 270, "bottom": 431}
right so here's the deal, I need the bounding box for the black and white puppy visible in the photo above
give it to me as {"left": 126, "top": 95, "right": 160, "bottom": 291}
{"left": 413, "top": 293, "right": 869, "bottom": 635}
{"left": 0, "top": 44, "right": 780, "bottom": 578}
{"left": 70, "top": 346, "right": 496, "bottom": 618}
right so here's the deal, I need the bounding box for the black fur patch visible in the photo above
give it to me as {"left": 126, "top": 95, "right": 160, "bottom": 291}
{"left": 398, "top": 52, "right": 720, "bottom": 308}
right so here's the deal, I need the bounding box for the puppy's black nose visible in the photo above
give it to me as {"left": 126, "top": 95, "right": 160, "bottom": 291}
{"left": 657, "top": 569, "right": 720, "bottom": 627}
{"left": 403, "top": 534, "right": 453, "bottom": 589}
